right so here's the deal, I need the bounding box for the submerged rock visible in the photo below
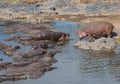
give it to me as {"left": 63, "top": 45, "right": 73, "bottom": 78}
{"left": 74, "top": 37, "right": 117, "bottom": 51}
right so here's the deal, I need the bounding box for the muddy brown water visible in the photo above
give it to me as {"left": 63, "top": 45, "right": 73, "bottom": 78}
{"left": 1, "top": 21, "right": 120, "bottom": 84}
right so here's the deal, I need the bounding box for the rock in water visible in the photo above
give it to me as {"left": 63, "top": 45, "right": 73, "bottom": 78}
{"left": 74, "top": 37, "right": 117, "bottom": 51}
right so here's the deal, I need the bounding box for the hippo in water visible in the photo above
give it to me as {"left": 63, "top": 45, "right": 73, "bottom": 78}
{"left": 76, "top": 22, "right": 114, "bottom": 41}
{"left": 24, "top": 29, "right": 70, "bottom": 42}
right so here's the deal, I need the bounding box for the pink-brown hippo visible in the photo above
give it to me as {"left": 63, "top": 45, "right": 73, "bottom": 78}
{"left": 76, "top": 22, "right": 114, "bottom": 41}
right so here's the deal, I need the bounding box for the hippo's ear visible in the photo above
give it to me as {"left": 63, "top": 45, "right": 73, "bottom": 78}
{"left": 66, "top": 33, "right": 70, "bottom": 36}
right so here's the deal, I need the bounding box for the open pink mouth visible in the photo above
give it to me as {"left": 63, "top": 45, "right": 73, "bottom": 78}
{"left": 79, "top": 34, "right": 83, "bottom": 38}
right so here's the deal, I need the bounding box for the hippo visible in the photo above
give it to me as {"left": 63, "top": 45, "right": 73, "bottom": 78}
{"left": 76, "top": 22, "right": 114, "bottom": 41}
{"left": 26, "top": 30, "right": 70, "bottom": 42}
{"left": 31, "top": 43, "right": 48, "bottom": 50}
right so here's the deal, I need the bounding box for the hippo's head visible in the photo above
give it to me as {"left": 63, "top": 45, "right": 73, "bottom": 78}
{"left": 40, "top": 43, "right": 48, "bottom": 49}
{"left": 59, "top": 33, "right": 70, "bottom": 41}
{"left": 76, "top": 30, "right": 87, "bottom": 39}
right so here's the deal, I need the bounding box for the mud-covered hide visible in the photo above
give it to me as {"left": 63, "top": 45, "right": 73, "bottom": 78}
{"left": 22, "top": 29, "right": 70, "bottom": 42}
{"left": 0, "top": 55, "right": 57, "bottom": 82}
{"left": 76, "top": 22, "right": 114, "bottom": 41}
{"left": 0, "top": 43, "right": 11, "bottom": 50}
{"left": 22, "top": 48, "right": 47, "bottom": 58}
{"left": 0, "top": 22, "right": 69, "bottom": 82}
{"left": 6, "top": 60, "right": 55, "bottom": 79}
{"left": 0, "top": 62, "right": 12, "bottom": 69}
{"left": 0, "top": 43, "right": 21, "bottom": 56}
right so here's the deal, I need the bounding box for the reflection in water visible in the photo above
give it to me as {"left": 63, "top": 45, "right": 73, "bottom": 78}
{"left": 79, "top": 49, "right": 120, "bottom": 82}
{"left": 1, "top": 21, "right": 120, "bottom": 84}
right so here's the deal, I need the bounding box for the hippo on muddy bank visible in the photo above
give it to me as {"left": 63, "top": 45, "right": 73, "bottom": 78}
{"left": 76, "top": 22, "right": 114, "bottom": 41}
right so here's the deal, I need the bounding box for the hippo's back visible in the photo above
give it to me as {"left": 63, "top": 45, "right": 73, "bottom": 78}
{"left": 85, "top": 22, "right": 114, "bottom": 33}
{"left": 89, "top": 22, "right": 114, "bottom": 30}
{"left": 84, "top": 22, "right": 114, "bottom": 38}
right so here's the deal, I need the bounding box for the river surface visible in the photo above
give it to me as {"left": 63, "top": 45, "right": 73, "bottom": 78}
{"left": 1, "top": 21, "right": 120, "bottom": 84}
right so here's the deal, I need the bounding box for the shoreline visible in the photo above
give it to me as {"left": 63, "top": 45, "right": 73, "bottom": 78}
{"left": 0, "top": 0, "right": 120, "bottom": 40}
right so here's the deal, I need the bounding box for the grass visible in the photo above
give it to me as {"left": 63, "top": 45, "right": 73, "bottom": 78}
{"left": 0, "top": 0, "right": 29, "bottom": 3}
{"left": 116, "top": 38, "right": 120, "bottom": 44}
{"left": 0, "top": 0, "right": 20, "bottom": 3}
{"left": 0, "top": 0, "right": 45, "bottom": 4}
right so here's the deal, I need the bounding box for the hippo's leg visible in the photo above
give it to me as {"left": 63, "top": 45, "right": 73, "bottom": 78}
{"left": 79, "top": 38, "right": 82, "bottom": 40}
{"left": 106, "top": 32, "right": 112, "bottom": 38}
